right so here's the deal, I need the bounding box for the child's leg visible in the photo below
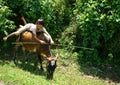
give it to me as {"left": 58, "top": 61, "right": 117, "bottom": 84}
{"left": 15, "top": 27, "right": 26, "bottom": 35}
{"left": 3, "top": 27, "right": 26, "bottom": 41}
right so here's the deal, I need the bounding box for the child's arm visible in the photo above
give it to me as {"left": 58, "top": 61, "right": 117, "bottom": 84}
{"left": 33, "top": 34, "right": 47, "bottom": 44}
{"left": 44, "top": 29, "right": 54, "bottom": 45}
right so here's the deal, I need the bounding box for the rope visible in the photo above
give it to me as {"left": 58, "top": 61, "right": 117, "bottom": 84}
{"left": 12, "top": 42, "right": 94, "bottom": 50}
{"left": 54, "top": 44, "right": 94, "bottom": 50}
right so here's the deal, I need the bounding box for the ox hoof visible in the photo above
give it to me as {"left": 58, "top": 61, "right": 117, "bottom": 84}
{"left": 13, "top": 58, "right": 17, "bottom": 65}
{"left": 40, "top": 68, "right": 44, "bottom": 71}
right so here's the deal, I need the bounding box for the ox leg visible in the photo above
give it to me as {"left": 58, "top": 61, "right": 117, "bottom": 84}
{"left": 22, "top": 47, "right": 29, "bottom": 61}
{"left": 13, "top": 36, "right": 21, "bottom": 64}
{"left": 13, "top": 45, "right": 18, "bottom": 64}
{"left": 38, "top": 55, "right": 44, "bottom": 71}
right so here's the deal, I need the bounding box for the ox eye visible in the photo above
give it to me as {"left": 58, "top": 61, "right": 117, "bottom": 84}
{"left": 51, "top": 61, "right": 55, "bottom": 66}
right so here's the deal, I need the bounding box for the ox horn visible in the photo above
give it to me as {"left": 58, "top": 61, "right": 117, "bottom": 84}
{"left": 54, "top": 53, "right": 59, "bottom": 60}
{"left": 47, "top": 53, "right": 59, "bottom": 61}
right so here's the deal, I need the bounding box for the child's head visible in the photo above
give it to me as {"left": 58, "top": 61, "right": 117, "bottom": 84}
{"left": 36, "top": 19, "right": 44, "bottom": 29}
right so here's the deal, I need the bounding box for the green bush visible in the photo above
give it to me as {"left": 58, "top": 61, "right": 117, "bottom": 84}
{"left": 0, "top": 0, "right": 16, "bottom": 49}
{"left": 0, "top": 1, "right": 15, "bottom": 34}
{"left": 73, "top": 0, "right": 120, "bottom": 65}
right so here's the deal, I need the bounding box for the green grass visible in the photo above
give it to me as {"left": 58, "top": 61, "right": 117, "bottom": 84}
{"left": 0, "top": 51, "right": 118, "bottom": 85}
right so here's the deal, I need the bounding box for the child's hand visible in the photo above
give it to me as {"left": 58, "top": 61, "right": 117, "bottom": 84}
{"left": 3, "top": 37, "right": 8, "bottom": 41}
{"left": 40, "top": 40, "right": 47, "bottom": 45}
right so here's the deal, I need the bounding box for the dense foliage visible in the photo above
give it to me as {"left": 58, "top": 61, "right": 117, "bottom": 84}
{"left": 58, "top": 0, "right": 120, "bottom": 66}
{"left": 73, "top": 0, "right": 120, "bottom": 65}
{"left": 0, "top": 0, "right": 120, "bottom": 66}
{"left": 0, "top": 0, "right": 16, "bottom": 48}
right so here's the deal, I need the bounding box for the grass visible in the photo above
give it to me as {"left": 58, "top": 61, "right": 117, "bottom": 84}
{"left": 0, "top": 49, "right": 119, "bottom": 85}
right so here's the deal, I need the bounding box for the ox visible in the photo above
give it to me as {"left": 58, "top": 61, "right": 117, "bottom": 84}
{"left": 14, "top": 30, "right": 58, "bottom": 79}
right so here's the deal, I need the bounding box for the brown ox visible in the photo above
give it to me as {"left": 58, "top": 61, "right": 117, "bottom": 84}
{"left": 14, "top": 30, "right": 58, "bottom": 80}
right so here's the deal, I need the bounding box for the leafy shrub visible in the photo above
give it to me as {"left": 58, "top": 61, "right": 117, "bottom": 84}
{"left": 73, "top": 0, "right": 120, "bottom": 65}
{"left": 0, "top": 0, "right": 16, "bottom": 49}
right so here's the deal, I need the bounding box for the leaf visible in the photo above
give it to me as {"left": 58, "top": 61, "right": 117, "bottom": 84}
{"left": 4, "top": 30, "right": 8, "bottom": 35}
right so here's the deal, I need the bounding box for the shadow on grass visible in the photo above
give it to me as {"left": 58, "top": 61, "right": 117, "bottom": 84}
{"left": 0, "top": 48, "right": 46, "bottom": 77}
{"left": 78, "top": 57, "right": 120, "bottom": 83}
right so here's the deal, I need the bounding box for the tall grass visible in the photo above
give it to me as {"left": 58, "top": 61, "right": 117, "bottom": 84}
{"left": 0, "top": 49, "right": 118, "bottom": 85}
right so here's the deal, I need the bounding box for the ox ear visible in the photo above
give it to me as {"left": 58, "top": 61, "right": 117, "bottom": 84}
{"left": 46, "top": 54, "right": 59, "bottom": 61}
{"left": 41, "top": 53, "right": 47, "bottom": 59}
{"left": 55, "top": 53, "right": 59, "bottom": 60}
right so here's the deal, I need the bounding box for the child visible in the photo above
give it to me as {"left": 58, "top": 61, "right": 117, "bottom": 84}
{"left": 3, "top": 18, "right": 54, "bottom": 45}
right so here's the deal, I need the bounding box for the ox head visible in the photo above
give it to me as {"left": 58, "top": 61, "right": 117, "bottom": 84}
{"left": 46, "top": 54, "right": 58, "bottom": 80}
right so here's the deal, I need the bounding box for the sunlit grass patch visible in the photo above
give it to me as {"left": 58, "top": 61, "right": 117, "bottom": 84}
{"left": 0, "top": 52, "right": 118, "bottom": 85}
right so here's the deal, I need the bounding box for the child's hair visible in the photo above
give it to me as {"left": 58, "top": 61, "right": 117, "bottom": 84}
{"left": 36, "top": 19, "right": 44, "bottom": 26}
